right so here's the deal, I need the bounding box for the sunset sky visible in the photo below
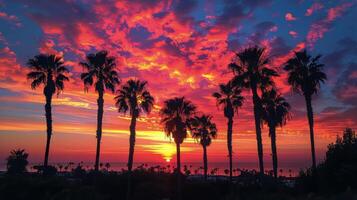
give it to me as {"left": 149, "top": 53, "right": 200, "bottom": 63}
{"left": 0, "top": 0, "right": 356, "bottom": 170}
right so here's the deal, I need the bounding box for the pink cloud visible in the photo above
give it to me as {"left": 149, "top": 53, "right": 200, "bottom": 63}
{"left": 39, "top": 39, "right": 64, "bottom": 56}
{"left": 289, "top": 31, "right": 298, "bottom": 38}
{"left": 327, "top": 2, "right": 353, "bottom": 21}
{"left": 306, "top": 3, "right": 353, "bottom": 49}
{"left": 285, "top": 12, "right": 297, "bottom": 21}
{"left": 0, "top": 11, "right": 21, "bottom": 27}
{"left": 305, "top": 3, "right": 324, "bottom": 16}
{"left": 0, "top": 47, "right": 27, "bottom": 91}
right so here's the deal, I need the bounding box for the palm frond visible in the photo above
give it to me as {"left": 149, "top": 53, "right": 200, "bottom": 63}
{"left": 80, "top": 50, "right": 120, "bottom": 93}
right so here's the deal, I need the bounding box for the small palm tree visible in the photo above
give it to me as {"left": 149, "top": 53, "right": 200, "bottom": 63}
{"left": 212, "top": 81, "right": 243, "bottom": 182}
{"left": 6, "top": 149, "right": 29, "bottom": 174}
{"left": 80, "top": 50, "right": 120, "bottom": 172}
{"left": 284, "top": 50, "right": 326, "bottom": 170}
{"left": 160, "top": 97, "right": 196, "bottom": 200}
{"left": 261, "top": 89, "right": 290, "bottom": 178}
{"left": 229, "top": 46, "right": 278, "bottom": 175}
{"left": 115, "top": 79, "right": 154, "bottom": 200}
{"left": 188, "top": 114, "right": 217, "bottom": 180}
{"left": 27, "top": 54, "right": 69, "bottom": 167}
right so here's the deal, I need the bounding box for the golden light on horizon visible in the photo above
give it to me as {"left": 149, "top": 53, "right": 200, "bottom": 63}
{"left": 139, "top": 143, "right": 177, "bottom": 162}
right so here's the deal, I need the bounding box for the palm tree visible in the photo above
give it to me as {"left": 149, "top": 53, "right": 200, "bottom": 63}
{"left": 284, "top": 50, "right": 326, "bottom": 170}
{"left": 212, "top": 81, "right": 243, "bottom": 182}
{"left": 260, "top": 89, "right": 290, "bottom": 178}
{"left": 160, "top": 97, "right": 196, "bottom": 200}
{"left": 115, "top": 79, "right": 154, "bottom": 200}
{"left": 188, "top": 114, "right": 217, "bottom": 180}
{"left": 80, "top": 50, "right": 120, "bottom": 172}
{"left": 115, "top": 79, "right": 154, "bottom": 172}
{"left": 6, "top": 149, "right": 29, "bottom": 174}
{"left": 229, "top": 46, "right": 278, "bottom": 175}
{"left": 27, "top": 54, "right": 69, "bottom": 168}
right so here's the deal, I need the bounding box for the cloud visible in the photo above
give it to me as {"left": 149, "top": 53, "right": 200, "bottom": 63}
{"left": 249, "top": 21, "right": 278, "bottom": 42}
{"left": 285, "top": 12, "right": 297, "bottom": 21}
{"left": 289, "top": 30, "right": 298, "bottom": 38}
{"left": 332, "top": 62, "right": 357, "bottom": 105}
{"left": 38, "top": 39, "right": 63, "bottom": 56}
{"left": 306, "top": 2, "right": 354, "bottom": 49}
{"left": 172, "top": 0, "right": 198, "bottom": 23}
{"left": 127, "top": 25, "right": 157, "bottom": 49}
{"left": 0, "top": 47, "right": 26, "bottom": 91}
{"left": 23, "top": 0, "right": 99, "bottom": 49}
{"left": 305, "top": 3, "right": 324, "bottom": 16}
{"left": 214, "top": 0, "right": 272, "bottom": 31}
{"left": 0, "top": 11, "right": 21, "bottom": 27}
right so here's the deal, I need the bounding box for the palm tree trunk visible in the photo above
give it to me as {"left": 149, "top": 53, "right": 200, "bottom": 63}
{"left": 252, "top": 86, "right": 264, "bottom": 175}
{"left": 176, "top": 142, "right": 182, "bottom": 200}
{"left": 305, "top": 95, "right": 316, "bottom": 170}
{"left": 127, "top": 116, "right": 137, "bottom": 171}
{"left": 126, "top": 115, "right": 136, "bottom": 200}
{"left": 269, "top": 124, "right": 278, "bottom": 178}
{"left": 95, "top": 90, "right": 104, "bottom": 172}
{"left": 44, "top": 93, "right": 53, "bottom": 167}
{"left": 227, "top": 116, "right": 233, "bottom": 182}
{"left": 203, "top": 145, "right": 208, "bottom": 181}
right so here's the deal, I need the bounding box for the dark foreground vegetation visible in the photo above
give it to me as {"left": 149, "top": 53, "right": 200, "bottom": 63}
{"left": 1, "top": 128, "right": 356, "bottom": 200}
{"left": 1, "top": 169, "right": 357, "bottom": 200}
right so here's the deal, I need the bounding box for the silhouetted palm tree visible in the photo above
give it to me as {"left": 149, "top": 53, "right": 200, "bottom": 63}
{"left": 188, "top": 114, "right": 217, "bottom": 180}
{"left": 80, "top": 50, "right": 120, "bottom": 172}
{"left": 160, "top": 97, "right": 196, "bottom": 200}
{"left": 115, "top": 79, "right": 154, "bottom": 171}
{"left": 6, "top": 149, "right": 29, "bottom": 174}
{"left": 284, "top": 50, "right": 326, "bottom": 170}
{"left": 212, "top": 81, "right": 243, "bottom": 182}
{"left": 229, "top": 46, "right": 278, "bottom": 175}
{"left": 261, "top": 89, "right": 290, "bottom": 178}
{"left": 115, "top": 79, "right": 154, "bottom": 200}
{"left": 27, "top": 54, "right": 69, "bottom": 167}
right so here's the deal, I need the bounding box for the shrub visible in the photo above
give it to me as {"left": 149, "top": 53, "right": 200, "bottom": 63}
{"left": 297, "top": 128, "right": 357, "bottom": 192}
{"left": 33, "top": 165, "right": 58, "bottom": 176}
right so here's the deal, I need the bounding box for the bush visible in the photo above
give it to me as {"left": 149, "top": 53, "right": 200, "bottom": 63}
{"left": 297, "top": 128, "right": 357, "bottom": 192}
{"left": 33, "top": 165, "right": 58, "bottom": 176}
{"left": 72, "top": 165, "right": 86, "bottom": 177}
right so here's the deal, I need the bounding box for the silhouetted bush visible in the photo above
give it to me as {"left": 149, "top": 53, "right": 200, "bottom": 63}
{"left": 72, "top": 164, "right": 86, "bottom": 178}
{"left": 297, "top": 128, "right": 357, "bottom": 192}
{"left": 6, "top": 149, "right": 28, "bottom": 174}
{"left": 33, "top": 165, "right": 58, "bottom": 176}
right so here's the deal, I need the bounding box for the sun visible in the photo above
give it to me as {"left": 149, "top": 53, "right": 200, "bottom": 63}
{"left": 165, "top": 158, "right": 171, "bottom": 163}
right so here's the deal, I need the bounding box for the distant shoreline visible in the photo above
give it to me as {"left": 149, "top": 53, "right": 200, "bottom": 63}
{"left": 0, "top": 161, "right": 305, "bottom": 177}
